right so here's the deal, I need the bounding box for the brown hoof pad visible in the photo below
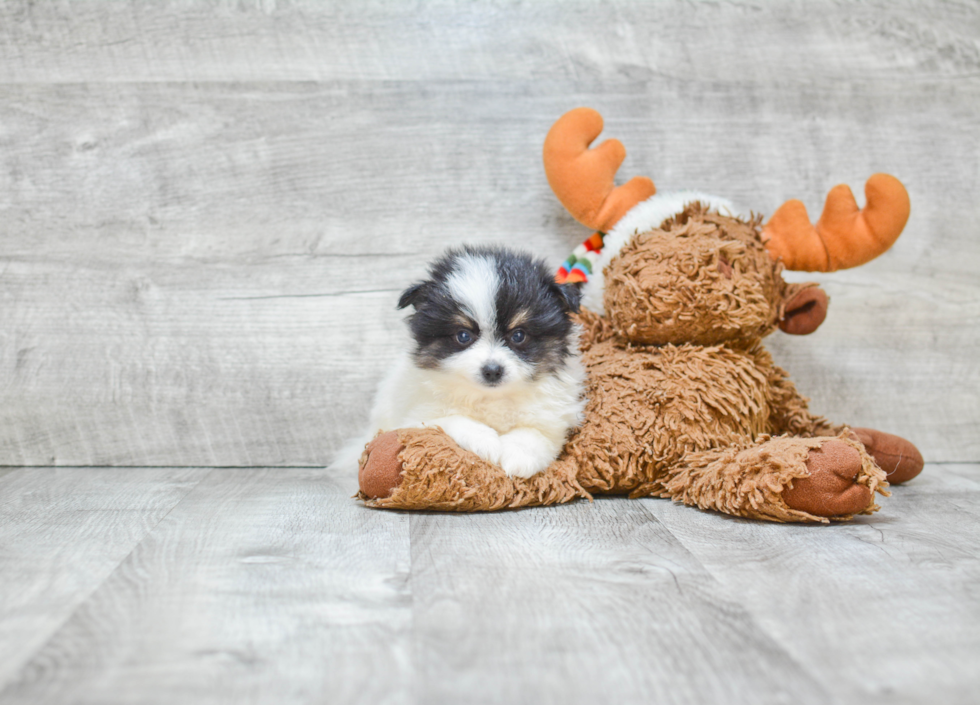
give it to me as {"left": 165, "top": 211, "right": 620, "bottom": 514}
{"left": 783, "top": 439, "right": 872, "bottom": 517}
{"left": 851, "top": 427, "right": 924, "bottom": 484}
{"left": 358, "top": 431, "right": 405, "bottom": 499}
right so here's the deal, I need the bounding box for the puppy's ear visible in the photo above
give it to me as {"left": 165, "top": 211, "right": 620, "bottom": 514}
{"left": 397, "top": 281, "right": 430, "bottom": 310}
{"left": 551, "top": 282, "right": 582, "bottom": 313}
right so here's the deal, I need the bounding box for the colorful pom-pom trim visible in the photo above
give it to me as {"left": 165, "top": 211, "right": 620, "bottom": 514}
{"left": 556, "top": 231, "right": 605, "bottom": 284}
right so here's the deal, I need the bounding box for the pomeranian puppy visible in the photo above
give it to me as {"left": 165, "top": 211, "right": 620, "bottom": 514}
{"left": 340, "top": 244, "right": 585, "bottom": 478}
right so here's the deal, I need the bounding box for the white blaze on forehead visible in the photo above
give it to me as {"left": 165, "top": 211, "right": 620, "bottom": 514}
{"left": 445, "top": 254, "right": 499, "bottom": 332}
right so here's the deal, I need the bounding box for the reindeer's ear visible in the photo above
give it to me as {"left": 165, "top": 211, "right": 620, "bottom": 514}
{"left": 550, "top": 281, "right": 582, "bottom": 313}
{"left": 397, "top": 281, "right": 430, "bottom": 310}
{"left": 779, "top": 284, "right": 828, "bottom": 335}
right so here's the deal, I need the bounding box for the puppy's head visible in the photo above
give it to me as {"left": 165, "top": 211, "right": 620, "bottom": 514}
{"left": 398, "top": 245, "right": 580, "bottom": 389}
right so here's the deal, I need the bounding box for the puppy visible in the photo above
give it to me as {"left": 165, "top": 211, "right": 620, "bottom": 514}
{"left": 344, "top": 245, "right": 585, "bottom": 478}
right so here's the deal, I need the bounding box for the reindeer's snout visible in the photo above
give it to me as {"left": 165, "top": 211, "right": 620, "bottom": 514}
{"left": 779, "top": 285, "right": 828, "bottom": 335}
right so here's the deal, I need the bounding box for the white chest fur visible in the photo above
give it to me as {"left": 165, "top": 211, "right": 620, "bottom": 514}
{"left": 369, "top": 353, "right": 585, "bottom": 440}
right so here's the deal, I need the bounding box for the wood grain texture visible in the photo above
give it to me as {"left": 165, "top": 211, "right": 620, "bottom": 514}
{"left": 0, "top": 466, "right": 209, "bottom": 691}
{"left": 0, "top": 464, "right": 976, "bottom": 703}
{"left": 408, "top": 500, "right": 832, "bottom": 705}
{"left": 0, "top": 260, "right": 405, "bottom": 466}
{"left": 648, "top": 464, "right": 980, "bottom": 705}
{"left": 0, "top": 0, "right": 976, "bottom": 84}
{"left": 0, "top": 467, "right": 412, "bottom": 705}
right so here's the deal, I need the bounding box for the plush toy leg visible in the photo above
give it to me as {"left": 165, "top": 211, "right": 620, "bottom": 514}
{"left": 850, "top": 427, "right": 924, "bottom": 484}
{"left": 638, "top": 433, "right": 888, "bottom": 523}
{"left": 357, "top": 427, "right": 589, "bottom": 511}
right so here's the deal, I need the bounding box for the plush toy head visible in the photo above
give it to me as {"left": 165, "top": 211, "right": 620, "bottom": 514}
{"left": 603, "top": 205, "right": 827, "bottom": 346}
{"left": 544, "top": 108, "right": 911, "bottom": 346}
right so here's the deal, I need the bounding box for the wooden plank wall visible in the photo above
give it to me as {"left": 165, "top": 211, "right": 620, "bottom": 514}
{"left": 0, "top": 0, "right": 977, "bottom": 468}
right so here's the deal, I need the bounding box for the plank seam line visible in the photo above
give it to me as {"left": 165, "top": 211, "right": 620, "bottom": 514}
{"left": 2, "top": 461, "right": 974, "bottom": 469}
{"left": 0, "top": 465, "right": 328, "bottom": 470}
{"left": 271, "top": 253, "right": 416, "bottom": 259}
{"left": 218, "top": 288, "right": 398, "bottom": 300}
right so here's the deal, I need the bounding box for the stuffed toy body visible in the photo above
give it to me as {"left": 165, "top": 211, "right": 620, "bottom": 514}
{"left": 356, "top": 108, "right": 923, "bottom": 523}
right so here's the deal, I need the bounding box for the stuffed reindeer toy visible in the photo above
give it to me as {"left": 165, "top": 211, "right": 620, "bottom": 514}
{"left": 356, "top": 107, "right": 923, "bottom": 523}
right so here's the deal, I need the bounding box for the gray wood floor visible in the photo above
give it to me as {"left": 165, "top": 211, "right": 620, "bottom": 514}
{"left": 1, "top": 2, "right": 978, "bottom": 703}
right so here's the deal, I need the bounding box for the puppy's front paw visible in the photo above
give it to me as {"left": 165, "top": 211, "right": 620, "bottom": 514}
{"left": 458, "top": 430, "right": 503, "bottom": 467}
{"left": 429, "top": 416, "right": 502, "bottom": 466}
{"left": 499, "top": 428, "right": 559, "bottom": 478}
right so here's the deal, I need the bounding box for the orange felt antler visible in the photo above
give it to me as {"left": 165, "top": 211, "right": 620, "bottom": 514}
{"left": 763, "top": 174, "right": 911, "bottom": 271}
{"left": 543, "top": 107, "right": 656, "bottom": 233}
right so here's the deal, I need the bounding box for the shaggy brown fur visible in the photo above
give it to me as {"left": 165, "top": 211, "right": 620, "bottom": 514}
{"left": 605, "top": 211, "right": 783, "bottom": 346}
{"left": 358, "top": 204, "right": 915, "bottom": 522}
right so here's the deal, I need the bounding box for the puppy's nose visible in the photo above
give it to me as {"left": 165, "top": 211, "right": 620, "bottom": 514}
{"left": 481, "top": 362, "right": 504, "bottom": 385}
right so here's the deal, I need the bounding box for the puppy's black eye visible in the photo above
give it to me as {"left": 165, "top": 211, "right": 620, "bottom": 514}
{"left": 509, "top": 329, "right": 527, "bottom": 345}
{"left": 455, "top": 330, "right": 473, "bottom": 345}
